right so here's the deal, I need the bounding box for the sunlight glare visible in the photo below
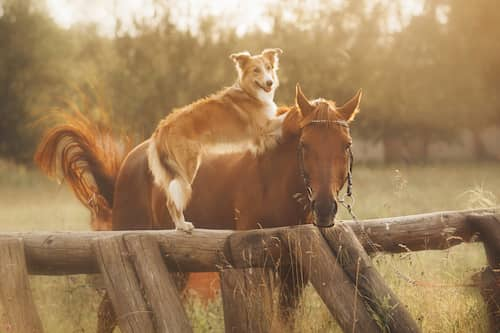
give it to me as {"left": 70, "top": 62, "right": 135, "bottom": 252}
{"left": 45, "top": 0, "right": 425, "bottom": 35}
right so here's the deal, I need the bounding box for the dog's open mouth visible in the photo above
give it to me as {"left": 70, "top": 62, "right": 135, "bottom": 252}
{"left": 255, "top": 81, "right": 272, "bottom": 93}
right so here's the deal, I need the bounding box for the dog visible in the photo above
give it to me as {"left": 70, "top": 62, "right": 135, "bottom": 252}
{"left": 148, "top": 48, "right": 284, "bottom": 232}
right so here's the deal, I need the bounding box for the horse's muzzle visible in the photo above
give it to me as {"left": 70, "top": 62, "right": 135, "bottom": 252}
{"left": 312, "top": 199, "right": 338, "bottom": 228}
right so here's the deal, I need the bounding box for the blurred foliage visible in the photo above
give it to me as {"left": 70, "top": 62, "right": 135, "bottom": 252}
{"left": 0, "top": 0, "right": 499, "bottom": 163}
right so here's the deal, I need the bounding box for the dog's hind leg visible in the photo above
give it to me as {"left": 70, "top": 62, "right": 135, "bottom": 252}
{"left": 166, "top": 176, "right": 194, "bottom": 232}
{"left": 165, "top": 148, "right": 201, "bottom": 232}
{"left": 148, "top": 140, "right": 192, "bottom": 232}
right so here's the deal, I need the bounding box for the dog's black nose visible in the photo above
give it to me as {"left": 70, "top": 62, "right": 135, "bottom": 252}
{"left": 266, "top": 80, "right": 273, "bottom": 87}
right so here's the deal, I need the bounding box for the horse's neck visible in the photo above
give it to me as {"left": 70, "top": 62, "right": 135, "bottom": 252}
{"left": 256, "top": 137, "right": 303, "bottom": 191}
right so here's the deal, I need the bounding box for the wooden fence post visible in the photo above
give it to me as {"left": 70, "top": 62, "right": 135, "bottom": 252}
{"left": 124, "top": 234, "right": 192, "bottom": 333}
{"left": 321, "top": 223, "right": 421, "bottom": 332}
{"left": 280, "top": 228, "right": 381, "bottom": 332}
{"left": 220, "top": 268, "right": 274, "bottom": 333}
{"left": 92, "top": 236, "right": 155, "bottom": 333}
{"left": 0, "top": 238, "right": 44, "bottom": 333}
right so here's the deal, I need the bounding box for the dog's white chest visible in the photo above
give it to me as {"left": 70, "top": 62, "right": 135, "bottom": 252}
{"left": 262, "top": 103, "right": 277, "bottom": 119}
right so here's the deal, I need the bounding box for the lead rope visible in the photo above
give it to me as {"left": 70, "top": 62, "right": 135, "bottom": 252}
{"left": 338, "top": 147, "right": 381, "bottom": 253}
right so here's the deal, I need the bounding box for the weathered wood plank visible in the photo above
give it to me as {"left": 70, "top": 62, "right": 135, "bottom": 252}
{"left": 92, "top": 236, "right": 155, "bottom": 333}
{"left": 0, "top": 208, "right": 495, "bottom": 275}
{"left": 280, "top": 228, "right": 381, "bottom": 332}
{"left": 0, "top": 238, "right": 43, "bottom": 333}
{"left": 23, "top": 229, "right": 232, "bottom": 275}
{"left": 321, "top": 223, "right": 420, "bottom": 333}
{"left": 349, "top": 208, "right": 499, "bottom": 253}
{"left": 220, "top": 268, "right": 274, "bottom": 333}
{"left": 124, "top": 234, "right": 192, "bottom": 333}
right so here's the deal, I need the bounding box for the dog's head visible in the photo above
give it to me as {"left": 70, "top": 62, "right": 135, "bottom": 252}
{"left": 230, "top": 48, "right": 283, "bottom": 102}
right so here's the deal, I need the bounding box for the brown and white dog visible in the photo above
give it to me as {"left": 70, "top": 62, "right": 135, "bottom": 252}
{"left": 148, "top": 48, "right": 284, "bottom": 231}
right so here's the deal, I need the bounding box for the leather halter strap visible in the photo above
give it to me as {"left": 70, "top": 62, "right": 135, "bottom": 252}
{"left": 303, "top": 119, "right": 349, "bottom": 128}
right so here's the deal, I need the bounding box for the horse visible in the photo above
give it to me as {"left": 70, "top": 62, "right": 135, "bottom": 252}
{"left": 35, "top": 84, "right": 362, "bottom": 332}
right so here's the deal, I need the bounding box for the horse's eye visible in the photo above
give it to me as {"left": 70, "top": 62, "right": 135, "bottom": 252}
{"left": 254, "top": 67, "right": 261, "bottom": 73}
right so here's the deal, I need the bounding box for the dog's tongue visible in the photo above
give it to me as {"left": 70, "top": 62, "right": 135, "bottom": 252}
{"left": 263, "top": 86, "right": 272, "bottom": 93}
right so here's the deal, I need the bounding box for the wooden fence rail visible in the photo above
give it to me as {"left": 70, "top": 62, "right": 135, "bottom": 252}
{"left": 0, "top": 208, "right": 498, "bottom": 333}
{"left": 0, "top": 208, "right": 494, "bottom": 275}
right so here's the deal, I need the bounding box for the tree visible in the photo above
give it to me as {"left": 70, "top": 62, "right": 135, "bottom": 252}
{"left": 445, "top": 0, "right": 500, "bottom": 159}
{"left": 0, "top": 0, "right": 74, "bottom": 162}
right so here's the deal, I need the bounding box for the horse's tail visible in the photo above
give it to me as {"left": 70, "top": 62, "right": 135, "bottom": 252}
{"left": 34, "top": 110, "right": 129, "bottom": 230}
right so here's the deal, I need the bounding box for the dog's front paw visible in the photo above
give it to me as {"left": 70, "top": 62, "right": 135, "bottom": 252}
{"left": 176, "top": 221, "right": 195, "bottom": 233}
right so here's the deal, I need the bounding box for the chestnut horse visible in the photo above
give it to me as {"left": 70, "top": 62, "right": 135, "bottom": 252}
{"left": 35, "top": 84, "right": 362, "bottom": 332}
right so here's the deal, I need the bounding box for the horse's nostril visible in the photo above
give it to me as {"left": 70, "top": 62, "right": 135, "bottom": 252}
{"left": 266, "top": 80, "right": 273, "bottom": 87}
{"left": 331, "top": 201, "right": 338, "bottom": 216}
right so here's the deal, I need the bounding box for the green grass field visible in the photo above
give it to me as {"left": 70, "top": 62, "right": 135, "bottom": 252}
{"left": 0, "top": 161, "right": 498, "bottom": 332}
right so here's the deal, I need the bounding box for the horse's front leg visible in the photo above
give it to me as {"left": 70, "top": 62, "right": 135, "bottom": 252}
{"left": 96, "top": 292, "right": 116, "bottom": 333}
{"left": 278, "top": 264, "right": 308, "bottom": 325}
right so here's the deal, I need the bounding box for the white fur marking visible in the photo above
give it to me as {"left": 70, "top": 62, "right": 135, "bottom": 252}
{"left": 256, "top": 89, "right": 275, "bottom": 106}
{"left": 262, "top": 102, "right": 277, "bottom": 118}
{"left": 168, "top": 178, "right": 188, "bottom": 211}
{"left": 205, "top": 142, "right": 253, "bottom": 155}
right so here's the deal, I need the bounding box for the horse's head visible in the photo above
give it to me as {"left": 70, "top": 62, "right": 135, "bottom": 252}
{"left": 284, "top": 84, "right": 362, "bottom": 227}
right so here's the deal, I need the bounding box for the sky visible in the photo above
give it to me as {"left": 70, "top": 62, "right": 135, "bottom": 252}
{"left": 44, "top": 0, "right": 426, "bottom": 36}
{"left": 45, "top": 0, "right": 279, "bottom": 36}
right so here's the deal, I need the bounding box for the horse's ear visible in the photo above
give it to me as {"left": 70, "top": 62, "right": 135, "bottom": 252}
{"left": 337, "top": 89, "right": 362, "bottom": 122}
{"left": 295, "top": 84, "right": 314, "bottom": 117}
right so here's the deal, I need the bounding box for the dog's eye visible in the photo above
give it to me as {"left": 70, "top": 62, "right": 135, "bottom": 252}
{"left": 254, "top": 67, "right": 261, "bottom": 73}
{"left": 266, "top": 65, "right": 272, "bottom": 71}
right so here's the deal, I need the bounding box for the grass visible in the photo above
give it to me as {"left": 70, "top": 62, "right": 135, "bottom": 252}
{"left": 0, "top": 160, "right": 498, "bottom": 332}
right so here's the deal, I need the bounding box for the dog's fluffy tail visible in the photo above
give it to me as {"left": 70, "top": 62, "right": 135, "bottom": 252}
{"left": 35, "top": 110, "right": 129, "bottom": 230}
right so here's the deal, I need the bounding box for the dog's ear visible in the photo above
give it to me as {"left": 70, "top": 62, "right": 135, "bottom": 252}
{"left": 295, "top": 83, "right": 314, "bottom": 118}
{"left": 230, "top": 51, "right": 251, "bottom": 69}
{"left": 261, "top": 48, "right": 283, "bottom": 68}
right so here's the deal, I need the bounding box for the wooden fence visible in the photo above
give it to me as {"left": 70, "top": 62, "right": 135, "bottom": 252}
{"left": 0, "top": 208, "right": 498, "bottom": 333}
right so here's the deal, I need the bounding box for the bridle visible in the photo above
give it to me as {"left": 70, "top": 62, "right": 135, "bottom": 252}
{"left": 297, "top": 119, "right": 356, "bottom": 226}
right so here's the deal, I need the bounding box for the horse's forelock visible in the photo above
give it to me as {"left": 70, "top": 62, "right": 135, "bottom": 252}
{"left": 300, "top": 99, "right": 343, "bottom": 128}
{"left": 280, "top": 98, "right": 344, "bottom": 136}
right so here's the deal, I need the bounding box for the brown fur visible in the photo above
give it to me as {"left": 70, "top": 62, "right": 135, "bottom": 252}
{"left": 148, "top": 48, "right": 284, "bottom": 231}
